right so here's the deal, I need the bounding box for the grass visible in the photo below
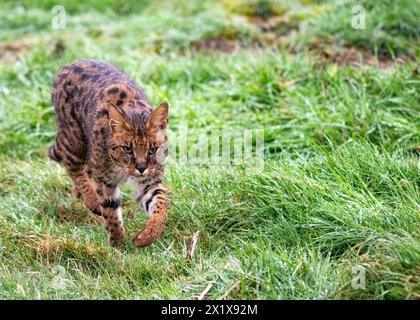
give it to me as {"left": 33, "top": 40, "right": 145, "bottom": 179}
{"left": 0, "top": 0, "right": 419, "bottom": 299}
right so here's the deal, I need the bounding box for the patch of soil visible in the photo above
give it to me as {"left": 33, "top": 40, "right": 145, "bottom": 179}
{"left": 0, "top": 41, "right": 30, "bottom": 63}
{"left": 253, "top": 15, "right": 298, "bottom": 34}
{"left": 194, "top": 37, "right": 239, "bottom": 53}
{"left": 0, "top": 38, "right": 64, "bottom": 63}
{"left": 313, "top": 44, "right": 414, "bottom": 69}
{"left": 193, "top": 36, "right": 262, "bottom": 53}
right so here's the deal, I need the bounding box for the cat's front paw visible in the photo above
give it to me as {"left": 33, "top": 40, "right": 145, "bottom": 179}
{"left": 133, "top": 231, "right": 149, "bottom": 247}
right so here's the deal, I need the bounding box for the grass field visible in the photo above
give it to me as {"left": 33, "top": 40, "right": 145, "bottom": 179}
{"left": 0, "top": 0, "right": 419, "bottom": 299}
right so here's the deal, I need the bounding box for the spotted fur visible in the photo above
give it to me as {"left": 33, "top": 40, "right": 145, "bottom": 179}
{"left": 50, "top": 60, "right": 169, "bottom": 247}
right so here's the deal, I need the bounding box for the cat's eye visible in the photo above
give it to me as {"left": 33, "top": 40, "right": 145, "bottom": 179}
{"left": 149, "top": 146, "right": 158, "bottom": 154}
{"left": 123, "top": 145, "right": 133, "bottom": 154}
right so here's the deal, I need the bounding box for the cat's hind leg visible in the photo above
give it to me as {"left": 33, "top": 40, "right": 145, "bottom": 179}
{"left": 56, "top": 138, "right": 102, "bottom": 216}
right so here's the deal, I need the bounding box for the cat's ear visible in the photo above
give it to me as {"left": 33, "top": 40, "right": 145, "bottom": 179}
{"left": 147, "top": 102, "right": 168, "bottom": 133}
{"left": 108, "top": 104, "right": 132, "bottom": 134}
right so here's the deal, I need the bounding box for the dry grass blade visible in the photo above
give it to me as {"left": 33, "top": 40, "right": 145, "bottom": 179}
{"left": 198, "top": 248, "right": 203, "bottom": 272}
{"left": 186, "top": 231, "right": 200, "bottom": 260}
{"left": 198, "top": 281, "right": 214, "bottom": 300}
{"left": 219, "top": 281, "right": 240, "bottom": 300}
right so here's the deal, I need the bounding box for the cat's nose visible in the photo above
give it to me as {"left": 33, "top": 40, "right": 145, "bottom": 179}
{"left": 135, "top": 163, "right": 147, "bottom": 174}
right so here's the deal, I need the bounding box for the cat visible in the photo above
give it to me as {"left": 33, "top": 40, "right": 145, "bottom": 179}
{"left": 49, "top": 60, "right": 169, "bottom": 247}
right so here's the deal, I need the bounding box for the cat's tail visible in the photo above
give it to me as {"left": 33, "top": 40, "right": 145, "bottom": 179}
{"left": 133, "top": 190, "right": 169, "bottom": 247}
{"left": 48, "top": 142, "right": 62, "bottom": 162}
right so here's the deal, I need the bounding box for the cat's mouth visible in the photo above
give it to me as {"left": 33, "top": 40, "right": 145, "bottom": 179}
{"left": 127, "top": 167, "right": 153, "bottom": 178}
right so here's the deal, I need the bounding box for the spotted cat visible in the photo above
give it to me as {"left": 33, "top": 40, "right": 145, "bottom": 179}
{"left": 49, "top": 60, "right": 169, "bottom": 247}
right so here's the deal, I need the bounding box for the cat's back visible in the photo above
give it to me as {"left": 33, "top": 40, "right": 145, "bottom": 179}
{"left": 51, "top": 60, "right": 148, "bottom": 112}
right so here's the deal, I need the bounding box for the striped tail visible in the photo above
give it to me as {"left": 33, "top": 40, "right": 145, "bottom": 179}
{"left": 134, "top": 183, "right": 169, "bottom": 247}
{"left": 48, "top": 142, "right": 62, "bottom": 162}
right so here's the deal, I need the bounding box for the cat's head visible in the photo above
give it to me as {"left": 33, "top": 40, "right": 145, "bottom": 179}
{"left": 108, "top": 102, "right": 168, "bottom": 177}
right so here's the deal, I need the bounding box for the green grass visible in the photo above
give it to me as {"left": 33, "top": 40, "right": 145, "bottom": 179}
{"left": 0, "top": 0, "right": 419, "bottom": 299}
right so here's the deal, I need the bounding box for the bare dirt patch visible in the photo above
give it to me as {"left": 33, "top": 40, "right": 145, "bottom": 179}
{"left": 194, "top": 37, "right": 240, "bottom": 53}
{"left": 0, "top": 40, "right": 35, "bottom": 63}
{"left": 0, "top": 38, "right": 64, "bottom": 63}
{"left": 192, "top": 32, "right": 414, "bottom": 70}
{"left": 308, "top": 40, "right": 415, "bottom": 69}
{"left": 193, "top": 36, "right": 263, "bottom": 53}
{"left": 252, "top": 15, "right": 298, "bottom": 34}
